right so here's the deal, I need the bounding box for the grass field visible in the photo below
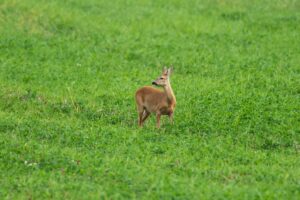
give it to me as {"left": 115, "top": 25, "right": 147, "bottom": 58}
{"left": 0, "top": 0, "right": 300, "bottom": 199}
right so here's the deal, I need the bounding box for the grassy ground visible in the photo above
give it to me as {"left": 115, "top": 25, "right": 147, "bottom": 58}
{"left": 0, "top": 0, "right": 299, "bottom": 199}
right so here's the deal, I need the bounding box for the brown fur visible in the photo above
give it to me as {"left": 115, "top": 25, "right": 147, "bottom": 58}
{"left": 135, "top": 67, "right": 176, "bottom": 128}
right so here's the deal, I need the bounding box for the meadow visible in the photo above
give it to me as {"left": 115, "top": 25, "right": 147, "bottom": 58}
{"left": 0, "top": 0, "right": 299, "bottom": 199}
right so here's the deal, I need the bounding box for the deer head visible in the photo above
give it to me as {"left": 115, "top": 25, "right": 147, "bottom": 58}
{"left": 152, "top": 66, "right": 173, "bottom": 87}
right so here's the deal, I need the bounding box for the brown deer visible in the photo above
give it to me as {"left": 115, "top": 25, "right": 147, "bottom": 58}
{"left": 135, "top": 66, "right": 176, "bottom": 128}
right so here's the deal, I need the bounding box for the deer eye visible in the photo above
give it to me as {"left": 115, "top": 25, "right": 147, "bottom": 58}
{"left": 160, "top": 77, "right": 164, "bottom": 80}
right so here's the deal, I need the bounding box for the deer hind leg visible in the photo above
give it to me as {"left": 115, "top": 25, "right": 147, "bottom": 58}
{"left": 137, "top": 105, "right": 144, "bottom": 127}
{"left": 142, "top": 110, "right": 150, "bottom": 124}
{"left": 169, "top": 112, "right": 174, "bottom": 124}
{"left": 156, "top": 112, "right": 161, "bottom": 128}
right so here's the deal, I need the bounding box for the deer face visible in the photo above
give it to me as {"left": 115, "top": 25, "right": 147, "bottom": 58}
{"left": 152, "top": 66, "right": 173, "bottom": 87}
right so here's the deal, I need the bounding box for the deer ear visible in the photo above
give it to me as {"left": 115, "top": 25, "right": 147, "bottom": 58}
{"left": 167, "top": 66, "right": 174, "bottom": 76}
{"left": 162, "top": 66, "right": 168, "bottom": 74}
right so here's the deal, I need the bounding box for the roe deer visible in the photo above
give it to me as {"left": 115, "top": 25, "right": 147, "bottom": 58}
{"left": 135, "top": 66, "right": 176, "bottom": 128}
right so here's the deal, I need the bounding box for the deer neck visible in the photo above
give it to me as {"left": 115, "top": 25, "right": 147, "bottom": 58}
{"left": 163, "top": 80, "right": 176, "bottom": 106}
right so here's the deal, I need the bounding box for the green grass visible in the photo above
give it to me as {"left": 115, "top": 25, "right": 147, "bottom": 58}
{"left": 0, "top": 0, "right": 300, "bottom": 199}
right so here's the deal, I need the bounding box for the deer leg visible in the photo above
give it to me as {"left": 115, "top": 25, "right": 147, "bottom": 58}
{"left": 138, "top": 111, "right": 144, "bottom": 127}
{"left": 137, "top": 106, "right": 144, "bottom": 127}
{"left": 142, "top": 111, "right": 151, "bottom": 124}
{"left": 156, "top": 113, "right": 161, "bottom": 128}
{"left": 169, "top": 112, "right": 174, "bottom": 124}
